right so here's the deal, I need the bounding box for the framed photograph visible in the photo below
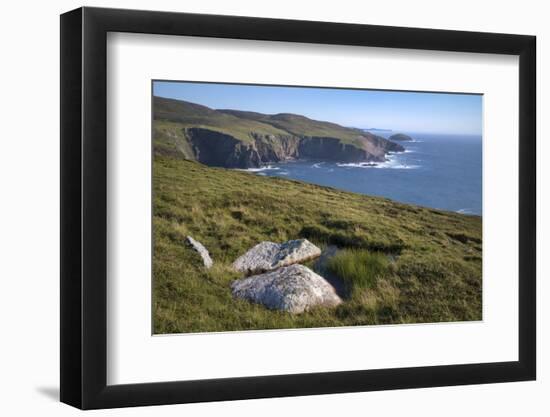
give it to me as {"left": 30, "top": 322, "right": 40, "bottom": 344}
{"left": 60, "top": 6, "right": 536, "bottom": 409}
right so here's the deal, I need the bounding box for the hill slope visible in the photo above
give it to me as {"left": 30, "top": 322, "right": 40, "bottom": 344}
{"left": 153, "top": 156, "right": 482, "bottom": 334}
{"left": 153, "top": 96, "right": 404, "bottom": 168}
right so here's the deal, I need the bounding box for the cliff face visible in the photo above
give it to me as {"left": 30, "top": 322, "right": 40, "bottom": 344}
{"left": 153, "top": 96, "right": 405, "bottom": 169}
{"left": 251, "top": 133, "right": 300, "bottom": 163}
{"left": 185, "top": 128, "right": 404, "bottom": 168}
{"left": 298, "top": 136, "right": 372, "bottom": 162}
{"left": 186, "top": 128, "right": 261, "bottom": 168}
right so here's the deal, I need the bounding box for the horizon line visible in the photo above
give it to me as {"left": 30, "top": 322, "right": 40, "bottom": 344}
{"left": 153, "top": 92, "right": 483, "bottom": 137}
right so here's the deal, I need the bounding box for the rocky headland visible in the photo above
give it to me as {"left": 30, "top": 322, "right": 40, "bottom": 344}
{"left": 153, "top": 96, "right": 405, "bottom": 168}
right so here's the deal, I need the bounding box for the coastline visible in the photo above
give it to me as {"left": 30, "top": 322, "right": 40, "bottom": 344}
{"left": 237, "top": 133, "right": 482, "bottom": 216}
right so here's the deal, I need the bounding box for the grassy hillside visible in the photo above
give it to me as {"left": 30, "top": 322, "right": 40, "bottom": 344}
{"left": 218, "top": 109, "right": 366, "bottom": 145}
{"left": 153, "top": 96, "right": 397, "bottom": 156}
{"left": 154, "top": 96, "right": 289, "bottom": 143}
{"left": 153, "top": 156, "right": 482, "bottom": 334}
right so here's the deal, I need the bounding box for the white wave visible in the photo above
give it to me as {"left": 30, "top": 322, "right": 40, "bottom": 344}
{"left": 239, "top": 165, "right": 280, "bottom": 172}
{"left": 336, "top": 162, "right": 378, "bottom": 168}
{"left": 376, "top": 153, "right": 421, "bottom": 169}
{"left": 457, "top": 208, "right": 474, "bottom": 214}
{"left": 312, "top": 162, "right": 325, "bottom": 168}
{"left": 377, "top": 163, "right": 420, "bottom": 170}
{"left": 337, "top": 157, "right": 420, "bottom": 170}
{"left": 276, "top": 171, "right": 290, "bottom": 176}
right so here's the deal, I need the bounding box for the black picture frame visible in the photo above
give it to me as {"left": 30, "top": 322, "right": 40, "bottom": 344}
{"left": 60, "top": 6, "right": 536, "bottom": 410}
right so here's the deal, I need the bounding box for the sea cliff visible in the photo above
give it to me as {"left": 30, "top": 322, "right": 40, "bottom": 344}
{"left": 153, "top": 96, "right": 404, "bottom": 168}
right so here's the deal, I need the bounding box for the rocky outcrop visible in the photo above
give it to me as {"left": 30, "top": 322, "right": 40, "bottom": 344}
{"left": 231, "top": 264, "right": 342, "bottom": 313}
{"left": 185, "top": 128, "right": 260, "bottom": 168}
{"left": 389, "top": 133, "right": 413, "bottom": 142}
{"left": 186, "top": 236, "right": 213, "bottom": 268}
{"left": 184, "top": 128, "right": 404, "bottom": 169}
{"left": 362, "top": 133, "right": 405, "bottom": 154}
{"left": 298, "top": 136, "right": 370, "bottom": 162}
{"left": 233, "top": 239, "right": 321, "bottom": 275}
{"left": 251, "top": 133, "right": 300, "bottom": 163}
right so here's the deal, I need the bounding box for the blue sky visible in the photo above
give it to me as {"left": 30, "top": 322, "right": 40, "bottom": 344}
{"left": 153, "top": 81, "right": 482, "bottom": 135}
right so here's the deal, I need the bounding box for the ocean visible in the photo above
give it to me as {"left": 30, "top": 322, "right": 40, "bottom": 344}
{"left": 246, "top": 132, "right": 482, "bottom": 216}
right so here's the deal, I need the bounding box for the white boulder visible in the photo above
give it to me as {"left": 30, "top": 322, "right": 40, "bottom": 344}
{"left": 231, "top": 264, "right": 342, "bottom": 314}
{"left": 232, "top": 239, "right": 321, "bottom": 275}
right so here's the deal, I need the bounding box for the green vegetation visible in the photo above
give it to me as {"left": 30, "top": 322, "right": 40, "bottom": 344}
{"left": 326, "top": 249, "right": 389, "bottom": 295}
{"left": 153, "top": 156, "right": 482, "bottom": 334}
{"left": 154, "top": 96, "right": 289, "bottom": 143}
{"left": 154, "top": 96, "right": 387, "bottom": 151}
{"left": 218, "top": 109, "right": 366, "bottom": 145}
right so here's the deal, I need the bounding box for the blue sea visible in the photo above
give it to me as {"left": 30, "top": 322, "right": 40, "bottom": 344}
{"left": 247, "top": 132, "right": 482, "bottom": 216}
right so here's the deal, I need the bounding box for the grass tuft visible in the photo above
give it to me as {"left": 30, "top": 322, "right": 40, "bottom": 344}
{"left": 326, "top": 249, "right": 389, "bottom": 294}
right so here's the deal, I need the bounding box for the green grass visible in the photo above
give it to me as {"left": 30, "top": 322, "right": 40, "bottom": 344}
{"left": 153, "top": 96, "right": 378, "bottom": 151}
{"left": 153, "top": 156, "right": 482, "bottom": 334}
{"left": 218, "top": 109, "right": 366, "bottom": 145}
{"left": 154, "top": 96, "right": 291, "bottom": 143}
{"left": 326, "top": 249, "right": 389, "bottom": 294}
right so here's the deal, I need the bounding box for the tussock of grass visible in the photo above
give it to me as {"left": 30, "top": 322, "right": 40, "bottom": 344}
{"left": 326, "top": 249, "right": 389, "bottom": 294}
{"left": 153, "top": 157, "right": 482, "bottom": 333}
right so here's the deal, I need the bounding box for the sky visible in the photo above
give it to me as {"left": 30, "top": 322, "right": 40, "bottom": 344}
{"left": 153, "top": 81, "right": 482, "bottom": 135}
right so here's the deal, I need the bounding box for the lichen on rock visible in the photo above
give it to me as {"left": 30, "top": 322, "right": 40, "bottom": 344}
{"left": 231, "top": 264, "right": 342, "bottom": 313}
{"left": 232, "top": 239, "right": 321, "bottom": 275}
{"left": 186, "top": 236, "right": 213, "bottom": 269}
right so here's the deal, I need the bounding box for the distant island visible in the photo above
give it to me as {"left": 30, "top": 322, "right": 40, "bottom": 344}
{"left": 388, "top": 133, "right": 414, "bottom": 142}
{"left": 153, "top": 96, "right": 406, "bottom": 169}
{"left": 363, "top": 128, "right": 393, "bottom": 132}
